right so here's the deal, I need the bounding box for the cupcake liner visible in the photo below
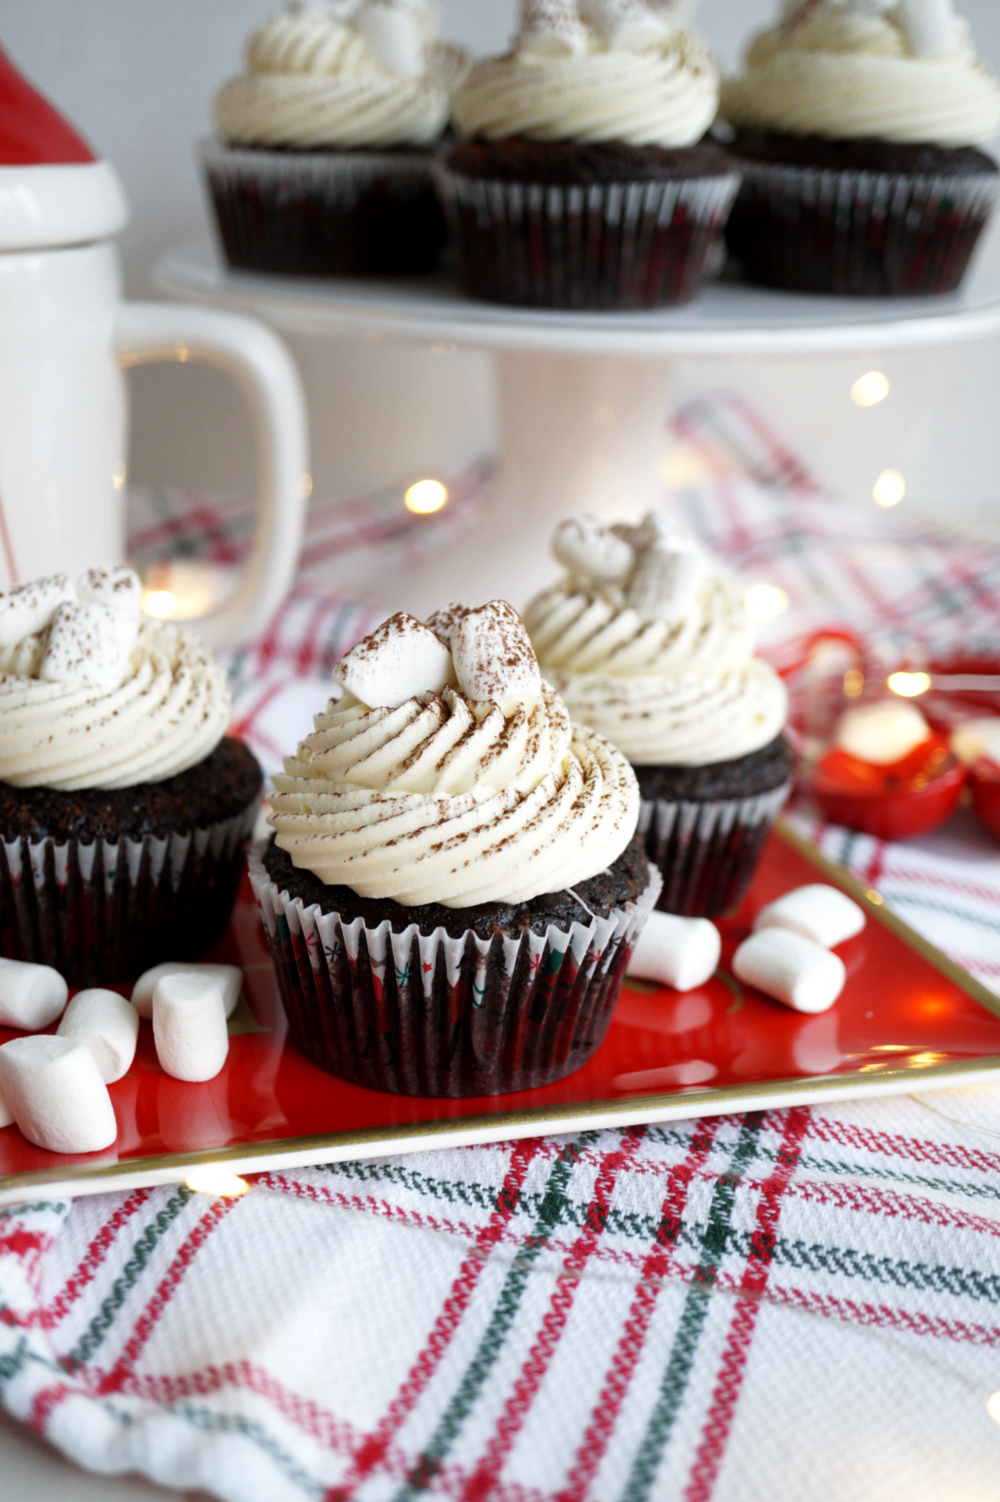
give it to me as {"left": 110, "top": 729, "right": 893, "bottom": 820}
{"left": 201, "top": 139, "right": 448, "bottom": 277}
{"left": 0, "top": 803, "right": 259, "bottom": 987}
{"left": 726, "top": 163, "right": 1000, "bottom": 297}
{"left": 638, "top": 781, "right": 791, "bottom": 919}
{"left": 249, "top": 847, "right": 662, "bottom": 1098}
{"left": 434, "top": 166, "right": 740, "bottom": 309}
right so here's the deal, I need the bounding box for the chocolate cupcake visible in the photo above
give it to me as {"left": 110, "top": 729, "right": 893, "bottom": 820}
{"left": 524, "top": 515, "right": 792, "bottom": 917}
{"left": 720, "top": 1, "right": 1000, "bottom": 297}
{"left": 0, "top": 568, "right": 262, "bottom": 985}
{"left": 251, "top": 600, "right": 660, "bottom": 1096}
{"left": 205, "top": 0, "right": 467, "bottom": 277}
{"left": 437, "top": 0, "right": 739, "bottom": 309}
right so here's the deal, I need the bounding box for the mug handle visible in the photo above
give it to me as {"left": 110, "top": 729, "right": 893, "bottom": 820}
{"left": 116, "top": 302, "right": 309, "bottom": 648}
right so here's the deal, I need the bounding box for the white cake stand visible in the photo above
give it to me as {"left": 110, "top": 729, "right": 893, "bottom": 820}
{"left": 154, "top": 235, "right": 1000, "bottom": 613}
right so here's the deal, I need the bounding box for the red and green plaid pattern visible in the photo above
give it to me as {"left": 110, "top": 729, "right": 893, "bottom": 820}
{"left": 1, "top": 392, "right": 999, "bottom": 1499}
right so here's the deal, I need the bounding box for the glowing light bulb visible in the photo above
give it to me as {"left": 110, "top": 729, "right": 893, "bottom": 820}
{"left": 185, "top": 1166, "right": 249, "bottom": 1198}
{"left": 987, "top": 1392, "right": 1000, "bottom": 1426}
{"left": 851, "top": 371, "right": 890, "bottom": 407}
{"left": 873, "top": 470, "right": 906, "bottom": 508}
{"left": 888, "top": 671, "right": 931, "bottom": 699}
{"left": 298, "top": 472, "right": 313, "bottom": 500}
{"left": 404, "top": 479, "right": 448, "bottom": 516}
{"left": 746, "top": 584, "right": 789, "bottom": 622}
{"left": 112, "top": 460, "right": 127, "bottom": 492}
{"left": 142, "top": 589, "right": 176, "bottom": 619}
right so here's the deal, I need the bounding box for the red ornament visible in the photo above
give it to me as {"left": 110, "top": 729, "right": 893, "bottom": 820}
{"left": 0, "top": 45, "right": 94, "bottom": 165}
{"left": 811, "top": 731, "right": 966, "bottom": 841}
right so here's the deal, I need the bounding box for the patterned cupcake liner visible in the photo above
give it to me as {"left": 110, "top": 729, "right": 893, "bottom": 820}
{"left": 434, "top": 166, "right": 740, "bottom": 309}
{"left": 0, "top": 804, "right": 259, "bottom": 987}
{"left": 725, "top": 163, "right": 1000, "bottom": 297}
{"left": 201, "top": 139, "right": 449, "bottom": 277}
{"left": 638, "top": 781, "right": 791, "bottom": 919}
{"left": 248, "top": 847, "right": 662, "bottom": 1098}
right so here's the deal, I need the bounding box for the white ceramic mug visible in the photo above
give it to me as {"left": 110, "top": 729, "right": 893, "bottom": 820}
{"left": 0, "top": 161, "right": 308, "bottom": 647}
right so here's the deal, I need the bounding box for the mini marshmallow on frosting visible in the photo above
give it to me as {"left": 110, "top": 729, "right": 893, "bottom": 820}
{"left": 722, "top": 0, "right": 1000, "bottom": 147}
{"left": 214, "top": 0, "right": 466, "bottom": 149}
{"left": 0, "top": 567, "right": 231, "bottom": 792}
{"left": 524, "top": 515, "right": 788, "bottom": 766}
{"left": 268, "top": 601, "right": 640, "bottom": 907}
{"left": 451, "top": 0, "right": 720, "bottom": 148}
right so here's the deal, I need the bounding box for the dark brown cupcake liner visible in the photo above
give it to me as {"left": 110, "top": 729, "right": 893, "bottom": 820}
{"left": 201, "top": 139, "right": 448, "bottom": 277}
{"left": 248, "top": 846, "right": 662, "bottom": 1098}
{"left": 434, "top": 166, "right": 739, "bottom": 309}
{"left": 0, "top": 804, "right": 259, "bottom": 987}
{"left": 638, "top": 782, "right": 791, "bottom": 919}
{"left": 725, "top": 163, "right": 1000, "bottom": 296}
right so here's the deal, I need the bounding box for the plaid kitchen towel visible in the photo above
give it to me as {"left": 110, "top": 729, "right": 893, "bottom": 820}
{"left": 2, "top": 391, "right": 1000, "bottom": 1501}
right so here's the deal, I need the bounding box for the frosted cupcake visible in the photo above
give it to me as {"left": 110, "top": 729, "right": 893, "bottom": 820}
{"left": 439, "top": 0, "right": 738, "bottom": 308}
{"left": 524, "top": 516, "right": 792, "bottom": 917}
{"left": 721, "top": 0, "right": 1000, "bottom": 296}
{"left": 205, "top": 0, "right": 467, "bottom": 276}
{"left": 0, "top": 569, "right": 262, "bottom": 984}
{"left": 251, "top": 600, "right": 660, "bottom": 1096}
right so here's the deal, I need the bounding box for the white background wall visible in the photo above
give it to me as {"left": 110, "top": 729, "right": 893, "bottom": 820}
{"left": 3, "top": 0, "right": 1000, "bottom": 539}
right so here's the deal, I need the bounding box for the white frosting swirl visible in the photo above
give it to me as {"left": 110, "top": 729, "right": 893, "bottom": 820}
{"left": 0, "top": 623, "right": 231, "bottom": 792}
{"left": 269, "top": 682, "right": 639, "bottom": 906}
{"left": 524, "top": 576, "right": 787, "bottom": 766}
{"left": 452, "top": 24, "right": 719, "bottom": 148}
{"left": 722, "top": 8, "right": 1000, "bottom": 148}
{"left": 215, "top": 4, "right": 458, "bottom": 148}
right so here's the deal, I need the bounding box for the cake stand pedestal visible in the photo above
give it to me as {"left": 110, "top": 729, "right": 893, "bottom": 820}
{"left": 154, "top": 236, "right": 1000, "bottom": 614}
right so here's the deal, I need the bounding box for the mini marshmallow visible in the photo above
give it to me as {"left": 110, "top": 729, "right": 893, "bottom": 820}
{"left": 836, "top": 700, "right": 930, "bottom": 765}
{"left": 0, "top": 958, "right": 68, "bottom": 1031}
{"left": 733, "top": 929, "right": 846, "bottom": 1015}
{"left": 356, "top": 0, "right": 424, "bottom": 75}
{"left": 57, "top": 988, "right": 139, "bottom": 1083}
{"left": 581, "top": 0, "right": 671, "bottom": 50}
{"left": 152, "top": 972, "right": 229, "bottom": 1082}
{"left": 754, "top": 885, "right": 866, "bottom": 950}
{"left": 77, "top": 564, "right": 142, "bottom": 618}
{"left": 951, "top": 717, "right": 1000, "bottom": 768}
{"left": 451, "top": 600, "right": 542, "bottom": 703}
{"left": 519, "top": 0, "right": 589, "bottom": 55}
{"left": 40, "top": 600, "right": 138, "bottom": 692}
{"left": 553, "top": 516, "right": 635, "bottom": 584}
{"left": 0, "top": 572, "right": 74, "bottom": 648}
{"left": 0, "top": 1035, "right": 117, "bottom": 1154}
{"left": 424, "top": 602, "right": 469, "bottom": 648}
{"left": 626, "top": 522, "right": 705, "bottom": 624}
{"left": 131, "top": 962, "right": 243, "bottom": 1021}
{"left": 627, "top": 912, "right": 721, "bottom": 992}
{"left": 898, "top": 0, "right": 959, "bottom": 57}
{"left": 333, "top": 612, "right": 455, "bottom": 709}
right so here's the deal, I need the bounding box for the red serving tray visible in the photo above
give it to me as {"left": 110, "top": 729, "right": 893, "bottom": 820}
{"left": 2, "top": 824, "right": 999, "bottom": 1206}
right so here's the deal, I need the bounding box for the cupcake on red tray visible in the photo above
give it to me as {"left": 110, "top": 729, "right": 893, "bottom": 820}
{"left": 720, "top": 0, "right": 1000, "bottom": 296}
{"left": 811, "top": 697, "right": 965, "bottom": 839}
{"left": 251, "top": 600, "right": 660, "bottom": 1097}
{"left": 205, "top": 0, "right": 467, "bottom": 276}
{"left": 0, "top": 568, "right": 262, "bottom": 985}
{"left": 438, "top": 0, "right": 738, "bottom": 309}
{"left": 524, "top": 514, "right": 793, "bottom": 916}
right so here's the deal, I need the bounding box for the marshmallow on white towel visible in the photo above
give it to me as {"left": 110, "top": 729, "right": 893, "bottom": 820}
{"left": 57, "top": 988, "right": 139, "bottom": 1083}
{"left": 131, "top": 962, "right": 242, "bottom": 1021}
{"left": 0, "top": 1035, "right": 117, "bottom": 1154}
{"left": 733, "top": 929, "right": 846, "bottom": 1014}
{"left": 153, "top": 972, "right": 229, "bottom": 1082}
{"left": 627, "top": 912, "right": 721, "bottom": 992}
{"left": 0, "top": 958, "right": 68, "bottom": 1031}
{"left": 753, "top": 885, "right": 865, "bottom": 950}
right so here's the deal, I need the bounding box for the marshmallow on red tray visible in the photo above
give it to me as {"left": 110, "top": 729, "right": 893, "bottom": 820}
{"left": 131, "top": 962, "right": 242, "bottom": 1021}
{"left": 0, "top": 957, "right": 68, "bottom": 1031}
{"left": 57, "top": 988, "right": 139, "bottom": 1083}
{"left": 0, "top": 1035, "right": 117, "bottom": 1153}
{"left": 152, "top": 972, "right": 230, "bottom": 1082}
{"left": 753, "top": 885, "right": 865, "bottom": 950}
{"left": 627, "top": 911, "right": 721, "bottom": 992}
{"left": 0, "top": 572, "right": 74, "bottom": 648}
{"left": 733, "top": 929, "right": 846, "bottom": 1014}
{"left": 333, "top": 611, "right": 455, "bottom": 709}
